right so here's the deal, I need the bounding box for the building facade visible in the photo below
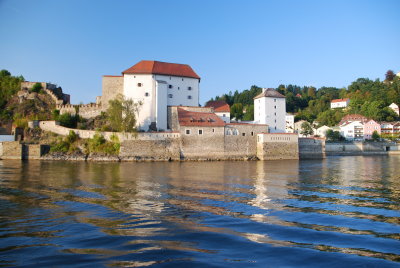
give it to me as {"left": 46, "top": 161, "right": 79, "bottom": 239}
{"left": 285, "top": 114, "right": 294, "bottom": 133}
{"left": 101, "top": 60, "right": 200, "bottom": 131}
{"left": 389, "top": 103, "right": 399, "bottom": 116}
{"left": 363, "top": 119, "right": 381, "bottom": 140}
{"left": 340, "top": 121, "right": 364, "bottom": 141}
{"left": 330, "top": 98, "right": 350, "bottom": 109}
{"left": 254, "top": 88, "right": 286, "bottom": 133}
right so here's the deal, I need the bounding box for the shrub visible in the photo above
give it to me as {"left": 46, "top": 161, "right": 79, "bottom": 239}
{"left": 65, "top": 130, "right": 78, "bottom": 143}
{"left": 13, "top": 118, "right": 28, "bottom": 129}
{"left": 58, "top": 113, "right": 78, "bottom": 128}
{"left": 31, "top": 83, "right": 43, "bottom": 93}
{"left": 86, "top": 133, "right": 120, "bottom": 155}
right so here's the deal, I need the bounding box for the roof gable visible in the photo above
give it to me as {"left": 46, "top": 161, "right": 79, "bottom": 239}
{"left": 205, "top": 100, "right": 230, "bottom": 112}
{"left": 122, "top": 60, "right": 200, "bottom": 79}
{"left": 331, "top": 98, "right": 349, "bottom": 103}
{"left": 254, "top": 88, "right": 285, "bottom": 99}
{"left": 177, "top": 108, "right": 225, "bottom": 127}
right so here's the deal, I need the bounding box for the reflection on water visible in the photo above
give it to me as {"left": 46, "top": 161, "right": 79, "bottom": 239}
{"left": 0, "top": 156, "right": 400, "bottom": 267}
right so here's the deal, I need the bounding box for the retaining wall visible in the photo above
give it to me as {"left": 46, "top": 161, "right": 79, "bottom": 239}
{"left": 257, "top": 133, "right": 299, "bottom": 160}
{"left": 299, "top": 138, "right": 326, "bottom": 159}
{"left": 326, "top": 142, "right": 398, "bottom": 155}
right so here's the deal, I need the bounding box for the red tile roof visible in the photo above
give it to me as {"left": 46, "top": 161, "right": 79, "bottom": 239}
{"left": 339, "top": 114, "right": 368, "bottom": 125}
{"left": 177, "top": 108, "right": 225, "bottom": 127}
{"left": 122, "top": 60, "right": 200, "bottom": 79}
{"left": 254, "top": 88, "right": 285, "bottom": 99}
{"left": 205, "top": 100, "right": 230, "bottom": 112}
{"left": 331, "top": 98, "right": 349, "bottom": 103}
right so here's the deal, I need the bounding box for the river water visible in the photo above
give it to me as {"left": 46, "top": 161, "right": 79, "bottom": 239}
{"left": 0, "top": 156, "right": 399, "bottom": 267}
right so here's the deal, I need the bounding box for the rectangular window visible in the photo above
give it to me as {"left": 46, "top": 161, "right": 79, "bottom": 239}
{"left": 274, "top": 106, "right": 276, "bottom": 109}
{"left": 168, "top": 85, "right": 173, "bottom": 89}
{"left": 251, "top": 132, "right": 254, "bottom": 136}
{"left": 145, "top": 92, "right": 149, "bottom": 97}
{"left": 188, "top": 95, "right": 192, "bottom": 99}
{"left": 188, "top": 86, "right": 192, "bottom": 90}
{"left": 137, "top": 83, "right": 142, "bottom": 87}
{"left": 274, "top": 99, "right": 276, "bottom": 102}
{"left": 198, "top": 129, "right": 203, "bottom": 135}
{"left": 186, "top": 129, "right": 191, "bottom": 135}
{"left": 212, "top": 128, "right": 215, "bottom": 133}
{"left": 242, "top": 133, "right": 246, "bottom": 136}
{"left": 168, "top": 94, "right": 173, "bottom": 98}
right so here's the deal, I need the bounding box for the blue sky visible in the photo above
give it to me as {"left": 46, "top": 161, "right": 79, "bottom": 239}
{"left": 1, "top": 0, "right": 399, "bottom": 105}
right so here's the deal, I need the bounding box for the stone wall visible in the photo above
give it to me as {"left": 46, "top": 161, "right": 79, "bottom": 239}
{"left": 101, "top": 76, "right": 124, "bottom": 110}
{"left": 180, "top": 126, "right": 225, "bottom": 159}
{"left": 257, "top": 133, "right": 299, "bottom": 160}
{"left": 0, "top": 142, "right": 48, "bottom": 160}
{"left": 0, "top": 141, "right": 22, "bottom": 159}
{"left": 325, "top": 142, "right": 398, "bottom": 155}
{"left": 120, "top": 139, "right": 181, "bottom": 161}
{"left": 21, "top": 82, "right": 69, "bottom": 105}
{"left": 57, "top": 103, "right": 102, "bottom": 119}
{"left": 224, "top": 124, "right": 268, "bottom": 159}
{"left": 39, "top": 121, "right": 180, "bottom": 142}
{"left": 299, "top": 138, "right": 326, "bottom": 159}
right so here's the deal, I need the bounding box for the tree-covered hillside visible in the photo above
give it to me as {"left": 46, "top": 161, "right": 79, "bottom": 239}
{"left": 208, "top": 70, "right": 400, "bottom": 126}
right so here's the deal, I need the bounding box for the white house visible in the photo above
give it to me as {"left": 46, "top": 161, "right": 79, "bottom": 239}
{"left": 205, "top": 100, "right": 230, "bottom": 123}
{"left": 389, "top": 103, "right": 399, "bottom": 116}
{"left": 340, "top": 121, "right": 364, "bottom": 141}
{"left": 316, "top": 125, "right": 332, "bottom": 137}
{"left": 105, "top": 60, "right": 200, "bottom": 131}
{"left": 254, "top": 88, "right": 286, "bottom": 133}
{"left": 331, "top": 98, "right": 350, "bottom": 109}
{"left": 285, "top": 114, "right": 294, "bottom": 133}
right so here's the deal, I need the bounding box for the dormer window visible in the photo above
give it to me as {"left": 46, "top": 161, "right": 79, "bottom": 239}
{"left": 137, "top": 83, "right": 142, "bottom": 87}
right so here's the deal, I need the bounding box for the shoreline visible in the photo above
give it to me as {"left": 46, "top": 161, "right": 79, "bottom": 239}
{"left": 1, "top": 151, "right": 399, "bottom": 162}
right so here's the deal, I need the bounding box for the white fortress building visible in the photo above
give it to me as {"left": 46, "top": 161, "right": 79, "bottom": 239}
{"left": 100, "top": 60, "right": 200, "bottom": 131}
{"left": 254, "top": 88, "right": 286, "bottom": 133}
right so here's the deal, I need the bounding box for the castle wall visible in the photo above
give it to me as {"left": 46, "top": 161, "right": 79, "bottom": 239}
{"left": 257, "top": 133, "right": 299, "bottom": 160}
{"left": 102, "top": 76, "right": 124, "bottom": 110}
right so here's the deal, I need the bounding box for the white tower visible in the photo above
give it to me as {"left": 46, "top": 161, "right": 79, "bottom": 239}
{"left": 254, "top": 88, "right": 286, "bottom": 133}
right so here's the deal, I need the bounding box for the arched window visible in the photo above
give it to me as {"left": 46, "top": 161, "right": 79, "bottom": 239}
{"left": 226, "top": 129, "right": 232, "bottom": 135}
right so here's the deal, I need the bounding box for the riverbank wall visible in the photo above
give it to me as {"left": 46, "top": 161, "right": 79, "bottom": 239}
{"left": 325, "top": 142, "right": 399, "bottom": 156}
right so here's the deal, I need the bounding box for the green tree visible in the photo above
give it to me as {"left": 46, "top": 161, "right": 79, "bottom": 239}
{"left": 58, "top": 113, "right": 78, "bottom": 128}
{"left": 300, "top": 121, "right": 314, "bottom": 137}
{"left": 385, "top": 70, "right": 395, "bottom": 82}
{"left": 230, "top": 103, "right": 244, "bottom": 120}
{"left": 372, "top": 130, "right": 380, "bottom": 141}
{"left": 107, "top": 95, "right": 142, "bottom": 132}
{"left": 326, "top": 129, "right": 343, "bottom": 142}
{"left": 242, "top": 104, "right": 254, "bottom": 121}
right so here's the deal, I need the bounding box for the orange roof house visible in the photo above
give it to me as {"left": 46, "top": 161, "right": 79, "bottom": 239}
{"left": 205, "top": 100, "right": 230, "bottom": 113}
{"left": 177, "top": 108, "right": 225, "bottom": 127}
